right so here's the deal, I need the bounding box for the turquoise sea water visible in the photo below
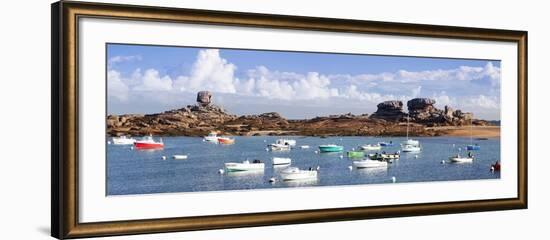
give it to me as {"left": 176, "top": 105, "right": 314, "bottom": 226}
{"left": 107, "top": 136, "right": 500, "bottom": 195}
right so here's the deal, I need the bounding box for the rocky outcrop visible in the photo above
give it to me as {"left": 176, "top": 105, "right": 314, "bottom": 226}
{"left": 106, "top": 92, "right": 491, "bottom": 137}
{"left": 196, "top": 91, "right": 212, "bottom": 106}
{"left": 405, "top": 98, "right": 479, "bottom": 126}
{"left": 370, "top": 100, "right": 406, "bottom": 121}
{"left": 107, "top": 104, "right": 237, "bottom": 136}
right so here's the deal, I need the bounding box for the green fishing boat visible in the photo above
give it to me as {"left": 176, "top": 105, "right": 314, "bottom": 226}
{"left": 318, "top": 144, "right": 344, "bottom": 153}
{"left": 347, "top": 151, "right": 365, "bottom": 158}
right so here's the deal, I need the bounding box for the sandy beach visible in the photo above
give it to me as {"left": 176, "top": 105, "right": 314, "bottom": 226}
{"left": 428, "top": 126, "right": 500, "bottom": 138}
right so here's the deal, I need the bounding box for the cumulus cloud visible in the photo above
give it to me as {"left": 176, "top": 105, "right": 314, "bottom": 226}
{"left": 347, "top": 62, "right": 500, "bottom": 84}
{"left": 107, "top": 48, "right": 501, "bottom": 119}
{"left": 175, "top": 49, "right": 237, "bottom": 93}
{"left": 108, "top": 55, "right": 142, "bottom": 67}
{"left": 133, "top": 69, "right": 173, "bottom": 91}
{"left": 107, "top": 70, "right": 129, "bottom": 101}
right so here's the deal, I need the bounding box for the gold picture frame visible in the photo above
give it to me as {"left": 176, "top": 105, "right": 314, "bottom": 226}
{"left": 51, "top": 1, "right": 527, "bottom": 239}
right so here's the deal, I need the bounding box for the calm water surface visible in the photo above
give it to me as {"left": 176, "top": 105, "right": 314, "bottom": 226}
{"left": 107, "top": 136, "right": 500, "bottom": 195}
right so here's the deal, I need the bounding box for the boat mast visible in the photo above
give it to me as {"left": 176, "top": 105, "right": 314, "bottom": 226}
{"left": 406, "top": 114, "right": 410, "bottom": 140}
{"left": 470, "top": 115, "right": 473, "bottom": 145}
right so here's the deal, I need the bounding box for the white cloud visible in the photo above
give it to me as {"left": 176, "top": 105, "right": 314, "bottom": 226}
{"left": 108, "top": 49, "right": 501, "bottom": 119}
{"left": 347, "top": 62, "right": 500, "bottom": 84}
{"left": 133, "top": 69, "right": 173, "bottom": 91}
{"left": 108, "top": 55, "right": 142, "bottom": 66}
{"left": 107, "top": 70, "right": 129, "bottom": 101}
{"left": 239, "top": 66, "right": 340, "bottom": 100}
{"left": 175, "top": 49, "right": 237, "bottom": 93}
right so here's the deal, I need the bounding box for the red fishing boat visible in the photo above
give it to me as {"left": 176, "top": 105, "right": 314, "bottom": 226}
{"left": 217, "top": 136, "right": 235, "bottom": 145}
{"left": 134, "top": 135, "right": 164, "bottom": 149}
{"left": 491, "top": 161, "right": 501, "bottom": 171}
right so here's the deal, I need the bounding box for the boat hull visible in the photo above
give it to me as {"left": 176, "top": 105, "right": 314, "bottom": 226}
{"left": 466, "top": 145, "right": 481, "bottom": 150}
{"left": 281, "top": 170, "right": 318, "bottom": 181}
{"left": 272, "top": 157, "right": 291, "bottom": 165}
{"left": 224, "top": 162, "right": 265, "bottom": 172}
{"left": 347, "top": 151, "right": 365, "bottom": 158}
{"left": 134, "top": 142, "right": 164, "bottom": 149}
{"left": 449, "top": 157, "right": 473, "bottom": 163}
{"left": 112, "top": 137, "right": 135, "bottom": 145}
{"left": 318, "top": 145, "right": 344, "bottom": 152}
{"left": 218, "top": 138, "right": 235, "bottom": 145}
{"left": 353, "top": 160, "right": 388, "bottom": 168}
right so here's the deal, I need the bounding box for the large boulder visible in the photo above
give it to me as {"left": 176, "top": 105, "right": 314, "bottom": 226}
{"left": 370, "top": 100, "right": 406, "bottom": 121}
{"left": 196, "top": 91, "right": 212, "bottom": 106}
{"left": 407, "top": 98, "right": 437, "bottom": 121}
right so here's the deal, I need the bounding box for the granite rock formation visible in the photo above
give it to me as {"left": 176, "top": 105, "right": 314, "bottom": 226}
{"left": 107, "top": 92, "right": 489, "bottom": 137}
{"left": 370, "top": 100, "right": 407, "bottom": 121}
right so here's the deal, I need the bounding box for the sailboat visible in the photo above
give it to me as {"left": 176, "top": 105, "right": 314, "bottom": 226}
{"left": 401, "top": 115, "right": 421, "bottom": 152}
{"left": 466, "top": 117, "right": 481, "bottom": 150}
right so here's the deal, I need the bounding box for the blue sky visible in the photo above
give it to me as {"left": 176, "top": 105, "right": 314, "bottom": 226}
{"left": 107, "top": 43, "right": 501, "bottom": 120}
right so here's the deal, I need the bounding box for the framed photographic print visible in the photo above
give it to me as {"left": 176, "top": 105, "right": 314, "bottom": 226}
{"left": 51, "top": 1, "right": 527, "bottom": 239}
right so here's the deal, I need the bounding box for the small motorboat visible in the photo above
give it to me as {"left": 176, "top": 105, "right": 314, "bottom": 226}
{"left": 448, "top": 153, "right": 474, "bottom": 163}
{"left": 368, "top": 152, "right": 400, "bottom": 161}
{"left": 466, "top": 144, "right": 481, "bottom": 150}
{"left": 402, "top": 139, "right": 420, "bottom": 146}
{"left": 172, "top": 155, "right": 188, "bottom": 160}
{"left": 491, "top": 161, "right": 501, "bottom": 171}
{"left": 318, "top": 144, "right": 344, "bottom": 153}
{"left": 203, "top": 132, "right": 219, "bottom": 143}
{"left": 133, "top": 135, "right": 164, "bottom": 149}
{"left": 218, "top": 136, "right": 235, "bottom": 145}
{"left": 280, "top": 167, "right": 318, "bottom": 181}
{"left": 268, "top": 143, "right": 291, "bottom": 151}
{"left": 274, "top": 139, "right": 296, "bottom": 147}
{"left": 353, "top": 159, "right": 388, "bottom": 169}
{"left": 112, "top": 135, "right": 136, "bottom": 145}
{"left": 401, "top": 144, "right": 421, "bottom": 152}
{"left": 300, "top": 145, "right": 310, "bottom": 149}
{"left": 347, "top": 151, "right": 365, "bottom": 158}
{"left": 224, "top": 159, "right": 265, "bottom": 172}
{"left": 272, "top": 157, "right": 291, "bottom": 165}
{"left": 359, "top": 144, "right": 382, "bottom": 151}
{"left": 378, "top": 141, "right": 394, "bottom": 147}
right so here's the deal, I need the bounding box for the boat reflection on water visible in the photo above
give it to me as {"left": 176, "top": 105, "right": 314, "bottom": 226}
{"left": 280, "top": 178, "right": 318, "bottom": 187}
{"left": 225, "top": 169, "right": 265, "bottom": 177}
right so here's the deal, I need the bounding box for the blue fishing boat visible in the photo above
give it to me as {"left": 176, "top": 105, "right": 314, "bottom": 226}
{"left": 466, "top": 144, "right": 481, "bottom": 150}
{"left": 318, "top": 144, "right": 344, "bottom": 152}
{"left": 379, "top": 141, "right": 394, "bottom": 147}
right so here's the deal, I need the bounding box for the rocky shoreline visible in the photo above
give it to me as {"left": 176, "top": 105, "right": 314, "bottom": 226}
{"left": 107, "top": 92, "right": 495, "bottom": 137}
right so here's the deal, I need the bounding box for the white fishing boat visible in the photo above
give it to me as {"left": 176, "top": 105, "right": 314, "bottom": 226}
{"left": 224, "top": 160, "right": 265, "bottom": 172}
{"left": 448, "top": 156, "right": 474, "bottom": 163}
{"left": 353, "top": 159, "right": 388, "bottom": 168}
{"left": 300, "top": 145, "right": 310, "bottom": 149}
{"left": 272, "top": 157, "right": 291, "bottom": 165}
{"left": 274, "top": 139, "right": 296, "bottom": 147}
{"left": 359, "top": 144, "right": 382, "bottom": 151}
{"left": 401, "top": 144, "right": 421, "bottom": 152}
{"left": 401, "top": 115, "right": 421, "bottom": 152}
{"left": 112, "top": 136, "right": 136, "bottom": 145}
{"left": 172, "top": 155, "right": 188, "bottom": 160}
{"left": 448, "top": 153, "right": 474, "bottom": 163}
{"left": 267, "top": 143, "right": 291, "bottom": 151}
{"left": 203, "top": 132, "right": 219, "bottom": 143}
{"left": 402, "top": 139, "right": 420, "bottom": 146}
{"left": 280, "top": 167, "right": 318, "bottom": 181}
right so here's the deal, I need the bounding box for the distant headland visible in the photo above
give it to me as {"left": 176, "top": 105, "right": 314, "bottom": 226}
{"left": 107, "top": 91, "right": 499, "bottom": 137}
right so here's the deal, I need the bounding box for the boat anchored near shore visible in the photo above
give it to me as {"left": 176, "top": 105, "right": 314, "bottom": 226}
{"left": 224, "top": 160, "right": 265, "bottom": 172}
{"left": 112, "top": 135, "right": 136, "bottom": 145}
{"left": 280, "top": 167, "right": 318, "bottom": 181}
{"left": 133, "top": 135, "right": 164, "bottom": 149}
{"left": 318, "top": 144, "right": 344, "bottom": 153}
